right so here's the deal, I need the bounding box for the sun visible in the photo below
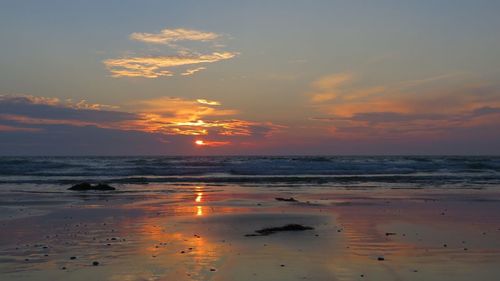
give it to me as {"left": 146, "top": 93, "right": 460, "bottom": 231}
{"left": 195, "top": 140, "right": 205, "bottom": 146}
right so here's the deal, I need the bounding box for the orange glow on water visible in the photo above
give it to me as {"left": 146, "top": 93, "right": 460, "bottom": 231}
{"left": 195, "top": 139, "right": 205, "bottom": 146}
{"left": 196, "top": 205, "right": 203, "bottom": 216}
{"left": 195, "top": 192, "right": 203, "bottom": 203}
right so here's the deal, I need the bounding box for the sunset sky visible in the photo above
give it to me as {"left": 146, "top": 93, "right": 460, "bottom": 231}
{"left": 1, "top": 0, "right": 499, "bottom": 155}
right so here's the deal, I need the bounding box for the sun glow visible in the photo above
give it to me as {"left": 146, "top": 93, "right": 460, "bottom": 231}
{"left": 194, "top": 139, "right": 230, "bottom": 147}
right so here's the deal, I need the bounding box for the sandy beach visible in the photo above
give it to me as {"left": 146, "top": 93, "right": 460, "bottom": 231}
{"left": 1, "top": 183, "right": 499, "bottom": 281}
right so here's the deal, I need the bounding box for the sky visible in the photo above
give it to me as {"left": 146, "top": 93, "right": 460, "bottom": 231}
{"left": 0, "top": 0, "right": 499, "bottom": 155}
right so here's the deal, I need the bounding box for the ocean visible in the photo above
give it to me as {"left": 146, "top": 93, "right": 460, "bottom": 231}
{"left": 1, "top": 156, "right": 499, "bottom": 188}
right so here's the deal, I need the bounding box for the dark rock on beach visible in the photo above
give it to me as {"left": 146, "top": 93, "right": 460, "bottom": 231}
{"left": 275, "top": 197, "right": 298, "bottom": 202}
{"left": 245, "top": 224, "right": 314, "bottom": 237}
{"left": 68, "top": 182, "right": 116, "bottom": 191}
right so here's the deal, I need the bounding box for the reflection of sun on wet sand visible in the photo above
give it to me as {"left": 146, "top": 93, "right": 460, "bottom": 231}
{"left": 0, "top": 185, "right": 499, "bottom": 281}
{"left": 195, "top": 186, "right": 204, "bottom": 216}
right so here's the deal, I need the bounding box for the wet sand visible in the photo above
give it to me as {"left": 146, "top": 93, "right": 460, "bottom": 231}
{"left": 1, "top": 184, "right": 499, "bottom": 281}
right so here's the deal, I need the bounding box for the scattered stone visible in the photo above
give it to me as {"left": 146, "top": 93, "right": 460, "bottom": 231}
{"left": 70, "top": 256, "right": 76, "bottom": 260}
{"left": 245, "top": 224, "right": 314, "bottom": 237}
{"left": 443, "top": 244, "right": 447, "bottom": 248}
{"left": 210, "top": 268, "right": 216, "bottom": 272}
{"left": 377, "top": 257, "right": 385, "bottom": 261}
{"left": 68, "top": 182, "right": 116, "bottom": 191}
{"left": 275, "top": 197, "right": 298, "bottom": 202}
{"left": 385, "top": 232, "right": 397, "bottom": 236}
{"left": 61, "top": 267, "right": 66, "bottom": 270}
{"left": 92, "top": 261, "right": 99, "bottom": 266}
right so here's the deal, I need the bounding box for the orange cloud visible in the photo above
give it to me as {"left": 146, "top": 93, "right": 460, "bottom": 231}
{"left": 130, "top": 97, "right": 236, "bottom": 119}
{"left": 118, "top": 97, "right": 284, "bottom": 137}
{"left": 103, "top": 52, "right": 237, "bottom": 78}
{"left": 308, "top": 73, "right": 500, "bottom": 138}
{"left": 309, "top": 73, "right": 353, "bottom": 102}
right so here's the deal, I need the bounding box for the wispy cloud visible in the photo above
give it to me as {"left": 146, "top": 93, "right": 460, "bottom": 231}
{"left": 181, "top": 67, "right": 207, "bottom": 76}
{"left": 130, "top": 28, "right": 220, "bottom": 45}
{"left": 104, "top": 27, "right": 237, "bottom": 78}
{"left": 308, "top": 73, "right": 500, "bottom": 139}
{"left": 196, "top": 99, "right": 220, "bottom": 106}
{"left": 0, "top": 124, "right": 40, "bottom": 132}
{"left": 0, "top": 95, "right": 120, "bottom": 112}
{"left": 308, "top": 73, "right": 353, "bottom": 102}
{"left": 104, "top": 52, "right": 236, "bottom": 78}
